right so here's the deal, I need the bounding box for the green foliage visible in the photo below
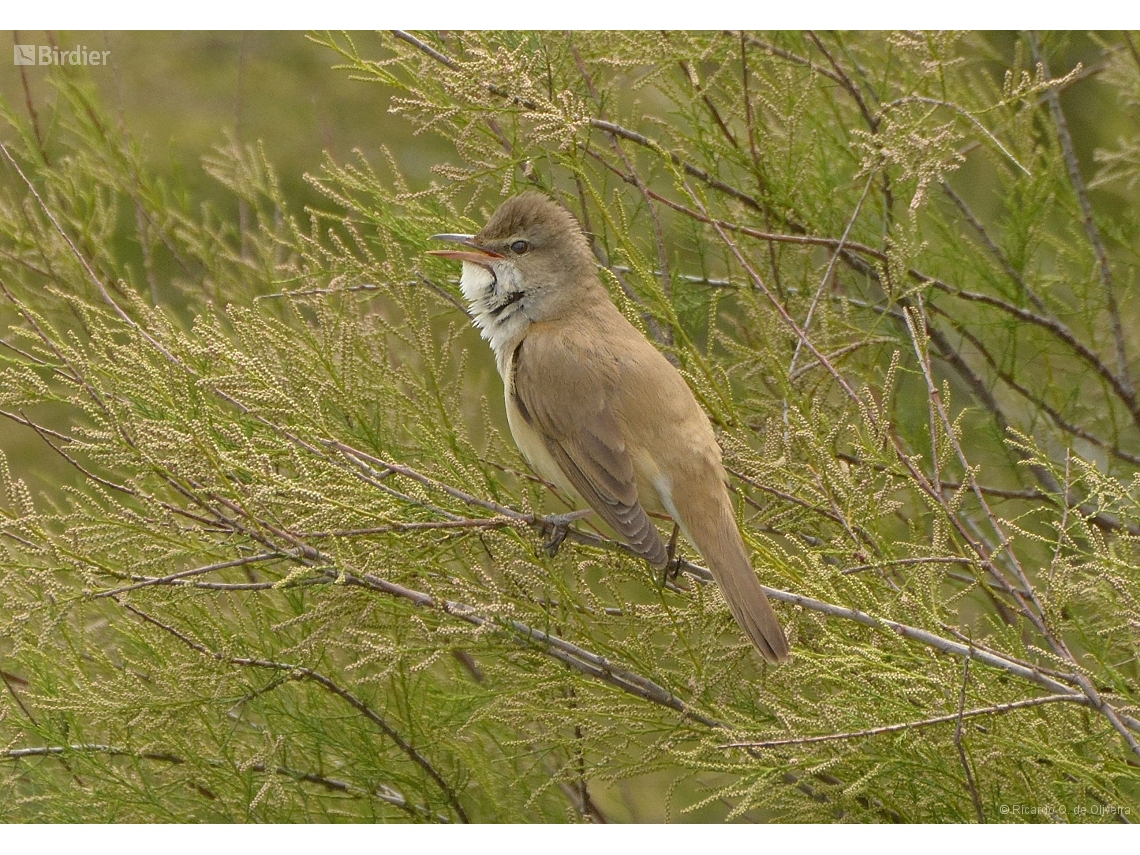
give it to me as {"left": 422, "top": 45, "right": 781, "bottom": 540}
{"left": 2, "top": 30, "right": 1139, "bottom": 822}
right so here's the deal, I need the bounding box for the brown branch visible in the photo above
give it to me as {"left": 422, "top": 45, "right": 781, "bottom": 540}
{"left": 1030, "top": 33, "right": 1131, "bottom": 398}
{"left": 954, "top": 654, "right": 986, "bottom": 823}
{"left": 301, "top": 517, "right": 521, "bottom": 538}
{"left": 733, "top": 33, "right": 845, "bottom": 86}
{"left": 392, "top": 30, "right": 460, "bottom": 73}
{"left": 720, "top": 692, "right": 1080, "bottom": 749}
{"left": 92, "top": 552, "right": 280, "bottom": 598}
{"left": 807, "top": 31, "right": 878, "bottom": 131}
{"left": 116, "top": 599, "right": 471, "bottom": 822}
{"left": 255, "top": 282, "right": 382, "bottom": 300}
{"left": 122, "top": 577, "right": 323, "bottom": 592}
{"left": 9, "top": 407, "right": 142, "bottom": 498}
{"left": 587, "top": 118, "right": 770, "bottom": 215}
{"left": 584, "top": 148, "right": 880, "bottom": 258}
{"left": 727, "top": 465, "right": 857, "bottom": 532}
{"left": 806, "top": 31, "right": 894, "bottom": 217}
{"left": 841, "top": 556, "right": 978, "bottom": 576}
{"left": 340, "top": 571, "right": 723, "bottom": 729}
{"left": 0, "top": 335, "right": 62, "bottom": 372}
{"left": 679, "top": 58, "right": 738, "bottom": 149}
{"left": 920, "top": 277, "right": 1140, "bottom": 430}
{"left": 0, "top": 743, "right": 444, "bottom": 821}
{"left": 932, "top": 304, "right": 1140, "bottom": 469}
{"left": 790, "top": 338, "right": 896, "bottom": 381}
{"left": 939, "top": 181, "right": 1047, "bottom": 314}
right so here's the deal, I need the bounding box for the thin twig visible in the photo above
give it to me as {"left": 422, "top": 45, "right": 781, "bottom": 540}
{"left": 931, "top": 303, "right": 1140, "bottom": 469}
{"left": 807, "top": 31, "right": 878, "bottom": 132}
{"left": 954, "top": 653, "right": 986, "bottom": 823}
{"left": 1030, "top": 33, "right": 1131, "bottom": 398}
{"left": 116, "top": 599, "right": 471, "bottom": 822}
{"left": 788, "top": 170, "right": 876, "bottom": 376}
{"left": 0, "top": 143, "right": 181, "bottom": 367}
{"left": 1, "top": 668, "right": 38, "bottom": 727}
{"left": 0, "top": 743, "right": 446, "bottom": 821}
{"left": 14, "top": 31, "right": 46, "bottom": 161}
{"left": 734, "top": 33, "right": 845, "bottom": 86}
{"left": 721, "top": 692, "right": 1082, "bottom": 749}
{"left": 939, "top": 181, "right": 1046, "bottom": 313}
{"left": 921, "top": 277, "right": 1140, "bottom": 431}
{"left": 92, "top": 553, "right": 280, "bottom": 598}
{"left": 841, "top": 556, "right": 977, "bottom": 576}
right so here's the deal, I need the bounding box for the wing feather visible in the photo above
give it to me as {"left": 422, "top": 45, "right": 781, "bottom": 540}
{"left": 513, "top": 335, "right": 667, "bottom": 567}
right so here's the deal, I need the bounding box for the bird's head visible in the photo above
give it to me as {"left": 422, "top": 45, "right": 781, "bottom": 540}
{"left": 428, "top": 192, "right": 599, "bottom": 331}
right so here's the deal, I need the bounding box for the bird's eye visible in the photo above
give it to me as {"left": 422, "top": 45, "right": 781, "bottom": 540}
{"left": 510, "top": 240, "right": 530, "bottom": 255}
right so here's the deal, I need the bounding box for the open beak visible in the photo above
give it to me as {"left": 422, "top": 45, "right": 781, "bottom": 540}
{"left": 427, "top": 234, "right": 504, "bottom": 268}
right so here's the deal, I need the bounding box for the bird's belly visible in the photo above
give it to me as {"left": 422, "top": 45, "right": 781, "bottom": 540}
{"left": 504, "top": 393, "right": 581, "bottom": 503}
{"left": 631, "top": 450, "right": 670, "bottom": 517}
{"left": 505, "top": 391, "right": 673, "bottom": 522}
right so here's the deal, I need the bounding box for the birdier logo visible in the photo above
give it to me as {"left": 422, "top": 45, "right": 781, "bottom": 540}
{"left": 13, "top": 44, "right": 110, "bottom": 66}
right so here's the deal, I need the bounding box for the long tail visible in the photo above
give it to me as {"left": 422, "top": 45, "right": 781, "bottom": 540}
{"left": 672, "top": 485, "right": 790, "bottom": 663}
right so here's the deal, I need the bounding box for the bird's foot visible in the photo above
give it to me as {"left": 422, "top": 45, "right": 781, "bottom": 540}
{"left": 538, "top": 509, "right": 592, "bottom": 558}
{"left": 659, "top": 523, "right": 688, "bottom": 589}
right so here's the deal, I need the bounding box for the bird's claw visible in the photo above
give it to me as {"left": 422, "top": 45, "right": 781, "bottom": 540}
{"left": 659, "top": 523, "right": 685, "bottom": 588}
{"left": 539, "top": 510, "right": 591, "bottom": 558}
{"left": 544, "top": 525, "right": 569, "bottom": 558}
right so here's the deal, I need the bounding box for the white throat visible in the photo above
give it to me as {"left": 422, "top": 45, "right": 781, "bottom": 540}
{"left": 460, "top": 261, "right": 531, "bottom": 377}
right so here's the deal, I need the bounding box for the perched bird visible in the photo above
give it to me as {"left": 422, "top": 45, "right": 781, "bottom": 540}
{"left": 429, "top": 192, "right": 789, "bottom": 663}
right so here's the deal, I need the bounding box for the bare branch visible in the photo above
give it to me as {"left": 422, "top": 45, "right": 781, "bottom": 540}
{"left": 721, "top": 692, "right": 1080, "bottom": 749}
{"left": 954, "top": 654, "right": 986, "bottom": 823}
{"left": 92, "top": 553, "right": 281, "bottom": 598}
{"left": 116, "top": 599, "right": 471, "bottom": 822}
{"left": 0, "top": 743, "right": 446, "bottom": 821}
{"left": 1030, "top": 33, "right": 1131, "bottom": 398}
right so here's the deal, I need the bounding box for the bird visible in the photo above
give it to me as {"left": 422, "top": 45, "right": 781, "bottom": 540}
{"left": 428, "top": 191, "right": 790, "bottom": 663}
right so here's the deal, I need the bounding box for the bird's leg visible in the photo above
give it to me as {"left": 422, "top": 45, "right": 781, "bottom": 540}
{"left": 539, "top": 509, "right": 592, "bottom": 558}
{"left": 660, "top": 523, "right": 682, "bottom": 587}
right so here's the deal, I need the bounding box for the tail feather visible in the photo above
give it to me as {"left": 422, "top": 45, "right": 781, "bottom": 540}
{"left": 708, "top": 546, "right": 790, "bottom": 663}
{"left": 673, "top": 487, "right": 790, "bottom": 663}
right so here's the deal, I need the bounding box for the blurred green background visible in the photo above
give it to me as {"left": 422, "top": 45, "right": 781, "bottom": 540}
{"left": 1, "top": 31, "right": 461, "bottom": 504}
{"left": 2, "top": 29, "right": 1138, "bottom": 824}
{"left": 0, "top": 28, "right": 1130, "bottom": 529}
{"left": 2, "top": 28, "right": 1130, "bottom": 528}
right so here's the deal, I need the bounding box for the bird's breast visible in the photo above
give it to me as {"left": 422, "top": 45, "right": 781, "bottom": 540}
{"left": 460, "top": 261, "right": 531, "bottom": 371}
